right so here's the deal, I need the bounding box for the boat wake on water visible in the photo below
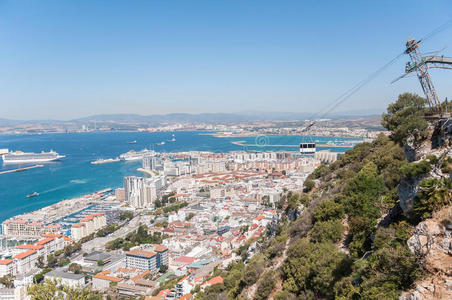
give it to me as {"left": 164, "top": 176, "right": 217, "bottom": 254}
{"left": 70, "top": 179, "right": 88, "bottom": 184}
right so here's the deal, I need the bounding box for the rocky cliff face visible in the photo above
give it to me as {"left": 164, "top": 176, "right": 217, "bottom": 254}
{"left": 399, "top": 118, "right": 452, "bottom": 299}
{"left": 400, "top": 206, "right": 452, "bottom": 300}
{"left": 399, "top": 146, "right": 451, "bottom": 215}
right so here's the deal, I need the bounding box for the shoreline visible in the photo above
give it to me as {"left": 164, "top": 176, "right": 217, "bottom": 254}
{"left": 0, "top": 188, "right": 115, "bottom": 229}
{"left": 206, "top": 132, "right": 367, "bottom": 139}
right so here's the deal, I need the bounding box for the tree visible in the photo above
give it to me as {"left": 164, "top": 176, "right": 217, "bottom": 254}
{"left": 255, "top": 270, "right": 277, "bottom": 300}
{"left": 413, "top": 177, "right": 452, "bottom": 220}
{"left": 159, "top": 264, "right": 168, "bottom": 273}
{"left": 36, "top": 255, "right": 45, "bottom": 269}
{"left": 303, "top": 179, "right": 315, "bottom": 192}
{"left": 382, "top": 93, "right": 428, "bottom": 147}
{"left": 185, "top": 213, "right": 195, "bottom": 221}
{"left": 58, "top": 257, "right": 70, "bottom": 267}
{"left": 97, "top": 260, "right": 104, "bottom": 266}
{"left": 46, "top": 254, "right": 57, "bottom": 268}
{"left": 68, "top": 263, "right": 83, "bottom": 274}
{"left": 282, "top": 239, "right": 350, "bottom": 298}
{"left": 241, "top": 254, "right": 265, "bottom": 287}
{"left": 312, "top": 199, "right": 344, "bottom": 222}
{"left": 27, "top": 279, "right": 102, "bottom": 300}
{"left": 0, "top": 274, "right": 15, "bottom": 288}
{"left": 310, "top": 219, "right": 343, "bottom": 243}
{"left": 119, "top": 211, "right": 134, "bottom": 220}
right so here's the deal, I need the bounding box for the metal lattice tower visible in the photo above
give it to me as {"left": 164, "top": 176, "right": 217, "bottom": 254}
{"left": 394, "top": 38, "right": 452, "bottom": 113}
{"left": 404, "top": 39, "right": 440, "bottom": 108}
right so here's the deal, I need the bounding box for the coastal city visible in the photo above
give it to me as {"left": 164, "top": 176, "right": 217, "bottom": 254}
{"left": 0, "top": 145, "right": 335, "bottom": 299}
{"left": 1, "top": 1, "right": 452, "bottom": 300}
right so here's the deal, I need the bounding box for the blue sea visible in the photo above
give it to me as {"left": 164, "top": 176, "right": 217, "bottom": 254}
{"left": 0, "top": 131, "right": 359, "bottom": 223}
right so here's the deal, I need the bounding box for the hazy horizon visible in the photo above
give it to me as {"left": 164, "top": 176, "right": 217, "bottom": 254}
{"left": 1, "top": 0, "right": 451, "bottom": 120}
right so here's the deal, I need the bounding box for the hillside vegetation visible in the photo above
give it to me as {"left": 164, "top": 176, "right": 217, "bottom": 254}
{"left": 195, "top": 93, "right": 451, "bottom": 300}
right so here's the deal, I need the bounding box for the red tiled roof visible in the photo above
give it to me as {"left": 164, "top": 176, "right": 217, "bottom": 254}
{"left": 16, "top": 244, "right": 44, "bottom": 250}
{"left": 0, "top": 259, "right": 13, "bottom": 265}
{"left": 132, "top": 270, "right": 150, "bottom": 282}
{"left": 93, "top": 270, "right": 123, "bottom": 282}
{"left": 72, "top": 222, "right": 86, "bottom": 228}
{"left": 46, "top": 224, "right": 60, "bottom": 228}
{"left": 13, "top": 250, "right": 37, "bottom": 260}
{"left": 207, "top": 276, "right": 223, "bottom": 285}
{"left": 36, "top": 237, "right": 54, "bottom": 245}
{"left": 254, "top": 215, "right": 265, "bottom": 221}
{"left": 41, "top": 233, "right": 63, "bottom": 238}
{"left": 174, "top": 256, "right": 195, "bottom": 264}
{"left": 157, "top": 289, "right": 171, "bottom": 297}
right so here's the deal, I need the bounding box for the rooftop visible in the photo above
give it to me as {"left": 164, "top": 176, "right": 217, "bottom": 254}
{"left": 12, "top": 250, "right": 37, "bottom": 260}
{"left": 16, "top": 244, "right": 44, "bottom": 250}
{"left": 84, "top": 251, "right": 111, "bottom": 262}
{"left": 45, "top": 270, "right": 85, "bottom": 281}
{"left": 0, "top": 259, "right": 13, "bottom": 265}
{"left": 154, "top": 245, "right": 168, "bottom": 252}
{"left": 126, "top": 250, "right": 156, "bottom": 258}
{"left": 36, "top": 237, "right": 55, "bottom": 245}
{"left": 93, "top": 270, "right": 123, "bottom": 282}
{"left": 207, "top": 276, "right": 224, "bottom": 286}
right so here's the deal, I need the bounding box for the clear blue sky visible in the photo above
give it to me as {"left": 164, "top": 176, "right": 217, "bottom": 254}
{"left": 1, "top": 0, "right": 451, "bottom": 120}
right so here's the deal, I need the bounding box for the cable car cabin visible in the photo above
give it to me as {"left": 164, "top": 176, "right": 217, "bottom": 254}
{"left": 300, "top": 142, "right": 316, "bottom": 154}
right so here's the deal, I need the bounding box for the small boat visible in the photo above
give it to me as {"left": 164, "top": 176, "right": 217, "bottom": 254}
{"left": 157, "top": 141, "right": 166, "bottom": 146}
{"left": 127, "top": 140, "right": 137, "bottom": 144}
{"left": 26, "top": 192, "right": 39, "bottom": 198}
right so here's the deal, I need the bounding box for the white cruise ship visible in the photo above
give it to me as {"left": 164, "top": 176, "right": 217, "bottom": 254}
{"left": 2, "top": 150, "right": 65, "bottom": 164}
{"left": 120, "top": 149, "right": 156, "bottom": 161}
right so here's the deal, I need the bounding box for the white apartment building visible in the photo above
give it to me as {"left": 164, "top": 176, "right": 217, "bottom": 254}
{"left": 12, "top": 250, "right": 38, "bottom": 274}
{"left": 142, "top": 156, "right": 162, "bottom": 171}
{"left": 1, "top": 219, "right": 60, "bottom": 237}
{"left": 230, "top": 152, "right": 278, "bottom": 163}
{"left": 163, "top": 161, "right": 191, "bottom": 176}
{"left": 0, "top": 259, "right": 15, "bottom": 277}
{"left": 124, "top": 175, "right": 166, "bottom": 208}
{"left": 176, "top": 276, "right": 193, "bottom": 298}
{"left": 70, "top": 213, "right": 106, "bottom": 241}
{"left": 125, "top": 250, "right": 157, "bottom": 272}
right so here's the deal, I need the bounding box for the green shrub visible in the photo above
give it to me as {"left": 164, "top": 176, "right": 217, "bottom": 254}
{"left": 310, "top": 220, "right": 343, "bottom": 243}
{"left": 312, "top": 199, "right": 344, "bottom": 222}
{"left": 303, "top": 179, "right": 315, "bottom": 192}
{"left": 413, "top": 177, "right": 452, "bottom": 220}
{"left": 400, "top": 160, "right": 432, "bottom": 177}
{"left": 274, "top": 290, "right": 297, "bottom": 300}
{"left": 282, "top": 239, "right": 350, "bottom": 298}
{"left": 254, "top": 270, "right": 277, "bottom": 300}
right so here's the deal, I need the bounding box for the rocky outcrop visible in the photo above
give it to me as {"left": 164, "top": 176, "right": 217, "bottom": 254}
{"left": 399, "top": 276, "right": 452, "bottom": 300}
{"left": 401, "top": 206, "right": 452, "bottom": 300}
{"left": 399, "top": 176, "right": 424, "bottom": 214}
{"left": 406, "top": 218, "right": 452, "bottom": 267}
{"left": 399, "top": 148, "right": 450, "bottom": 215}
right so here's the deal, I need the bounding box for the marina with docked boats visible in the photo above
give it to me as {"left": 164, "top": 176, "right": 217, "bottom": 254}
{"left": 0, "top": 188, "right": 120, "bottom": 240}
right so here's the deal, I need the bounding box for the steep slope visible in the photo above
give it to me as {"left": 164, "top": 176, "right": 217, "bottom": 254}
{"left": 194, "top": 94, "right": 451, "bottom": 300}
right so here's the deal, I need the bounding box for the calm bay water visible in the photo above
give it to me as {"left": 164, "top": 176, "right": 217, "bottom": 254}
{"left": 0, "top": 131, "right": 358, "bottom": 223}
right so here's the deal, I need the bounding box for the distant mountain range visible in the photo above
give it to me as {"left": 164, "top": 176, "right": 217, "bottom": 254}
{"left": 0, "top": 109, "right": 384, "bottom": 126}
